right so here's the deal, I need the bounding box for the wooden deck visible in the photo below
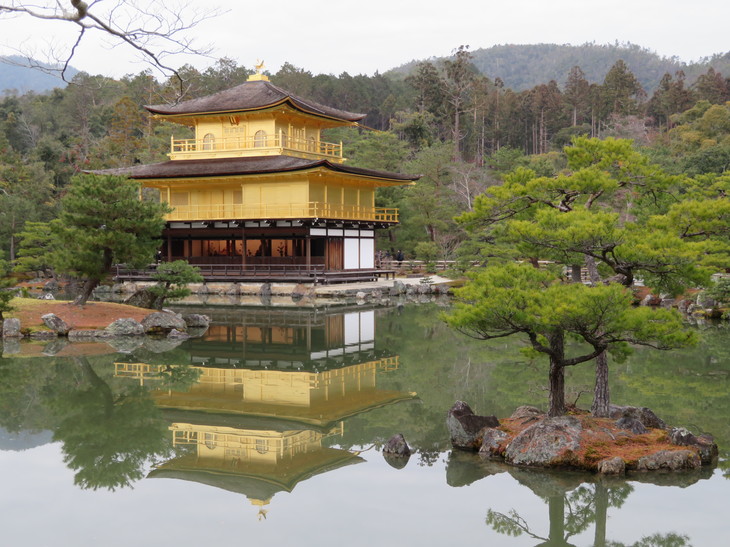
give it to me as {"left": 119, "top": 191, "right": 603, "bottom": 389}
{"left": 113, "top": 264, "right": 395, "bottom": 285}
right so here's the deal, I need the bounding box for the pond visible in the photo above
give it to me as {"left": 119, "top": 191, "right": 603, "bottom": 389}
{"left": 0, "top": 303, "right": 728, "bottom": 546}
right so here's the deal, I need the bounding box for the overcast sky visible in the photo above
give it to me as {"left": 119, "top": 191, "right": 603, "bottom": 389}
{"left": 1, "top": 0, "right": 728, "bottom": 79}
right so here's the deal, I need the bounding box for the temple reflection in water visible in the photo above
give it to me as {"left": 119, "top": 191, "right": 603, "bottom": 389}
{"left": 115, "top": 307, "right": 414, "bottom": 513}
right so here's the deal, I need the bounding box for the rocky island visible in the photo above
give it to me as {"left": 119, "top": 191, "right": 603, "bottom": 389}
{"left": 447, "top": 401, "right": 718, "bottom": 474}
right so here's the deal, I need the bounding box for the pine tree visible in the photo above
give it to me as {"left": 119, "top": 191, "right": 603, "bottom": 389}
{"left": 51, "top": 174, "right": 170, "bottom": 306}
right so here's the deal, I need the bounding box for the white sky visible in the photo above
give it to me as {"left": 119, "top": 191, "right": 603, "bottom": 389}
{"left": 1, "top": 0, "right": 728, "bottom": 79}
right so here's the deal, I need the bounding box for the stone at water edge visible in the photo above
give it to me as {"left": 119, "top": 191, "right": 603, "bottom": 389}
{"left": 479, "top": 428, "right": 509, "bottom": 459}
{"left": 105, "top": 318, "right": 145, "bottom": 336}
{"left": 2, "top": 318, "right": 22, "bottom": 338}
{"left": 41, "top": 313, "right": 70, "bottom": 336}
{"left": 181, "top": 314, "right": 210, "bottom": 329}
{"left": 504, "top": 416, "right": 583, "bottom": 467}
{"left": 141, "top": 311, "right": 187, "bottom": 333}
{"left": 446, "top": 401, "right": 500, "bottom": 450}
{"left": 383, "top": 434, "right": 411, "bottom": 457}
{"left": 636, "top": 450, "right": 701, "bottom": 471}
{"left": 597, "top": 457, "right": 626, "bottom": 475}
{"left": 382, "top": 434, "right": 411, "bottom": 469}
{"left": 669, "top": 428, "right": 718, "bottom": 465}
{"left": 389, "top": 280, "right": 405, "bottom": 296}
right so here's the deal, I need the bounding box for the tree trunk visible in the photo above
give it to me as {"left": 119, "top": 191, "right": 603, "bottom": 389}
{"left": 593, "top": 483, "right": 608, "bottom": 547}
{"left": 548, "top": 330, "right": 566, "bottom": 417}
{"left": 76, "top": 356, "right": 116, "bottom": 417}
{"left": 584, "top": 254, "right": 610, "bottom": 417}
{"left": 591, "top": 351, "right": 610, "bottom": 417}
{"left": 74, "top": 278, "right": 99, "bottom": 306}
{"left": 548, "top": 360, "right": 566, "bottom": 417}
{"left": 547, "top": 495, "right": 566, "bottom": 545}
{"left": 453, "top": 103, "right": 461, "bottom": 161}
{"left": 570, "top": 264, "right": 582, "bottom": 283}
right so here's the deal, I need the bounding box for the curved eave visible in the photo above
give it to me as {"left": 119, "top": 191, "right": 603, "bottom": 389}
{"left": 147, "top": 449, "right": 364, "bottom": 498}
{"left": 89, "top": 157, "right": 420, "bottom": 185}
{"left": 323, "top": 163, "right": 420, "bottom": 185}
{"left": 148, "top": 99, "right": 364, "bottom": 127}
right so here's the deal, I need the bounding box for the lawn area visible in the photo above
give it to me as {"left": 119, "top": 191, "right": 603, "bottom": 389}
{"left": 7, "top": 298, "right": 154, "bottom": 330}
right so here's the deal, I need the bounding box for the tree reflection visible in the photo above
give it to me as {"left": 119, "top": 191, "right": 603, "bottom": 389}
{"left": 154, "top": 364, "right": 202, "bottom": 392}
{"left": 47, "top": 357, "right": 172, "bottom": 491}
{"left": 486, "top": 482, "right": 631, "bottom": 546}
{"left": 486, "top": 475, "right": 692, "bottom": 546}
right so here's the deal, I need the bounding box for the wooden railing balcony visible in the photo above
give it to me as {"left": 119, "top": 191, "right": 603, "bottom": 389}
{"left": 169, "top": 131, "right": 344, "bottom": 162}
{"left": 164, "top": 202, "right": 399, "bottom": 223}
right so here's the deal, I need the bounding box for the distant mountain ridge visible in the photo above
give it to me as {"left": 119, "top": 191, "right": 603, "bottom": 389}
{"left": 4, "top": 44, "right": 729, "bottom": 96}
{"left": 0, "top": 55, "right": 78, "bottom": 94}
{"left": 387, "top": 43, "right": 730, "bottom": 93}
{"left": 0, "top": 427, "right": 53, "bottom": 451}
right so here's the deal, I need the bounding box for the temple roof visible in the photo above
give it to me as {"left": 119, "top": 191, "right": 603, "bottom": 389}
{"left": 148, "top": 448, "right": 363, "bottom": 500}
{"left": 145, "top": 79, "right": 365, "bottom": 122}
{"left": 94, "top": 155, "right": 419, "bottom": 182}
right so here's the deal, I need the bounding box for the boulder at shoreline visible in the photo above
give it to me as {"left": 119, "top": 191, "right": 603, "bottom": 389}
{"left": 449, "top": 401, "right": 718, "bottom": 475}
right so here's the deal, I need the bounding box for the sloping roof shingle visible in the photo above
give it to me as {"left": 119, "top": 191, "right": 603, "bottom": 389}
{"left": 93, "top": 155, "right": 419, "bottom": 182}
{"left": 145, "top": 80, "right": 365, "bottom": 122}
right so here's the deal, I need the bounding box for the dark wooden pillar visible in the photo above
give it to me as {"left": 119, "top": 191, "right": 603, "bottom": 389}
{"left": 166, "top": 233, "right": 172, "bottom": 261}
{"left": 306, "top": 235, "right": 311, "bottom": 271}
{"left": 241, "top": 226, "right": 246, "bottom": 267}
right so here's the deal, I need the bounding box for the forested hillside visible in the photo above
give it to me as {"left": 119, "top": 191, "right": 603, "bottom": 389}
{"left": 1, "top": 51, "right": 729, "bottom": 267}
{"left": 389, "top": 43, "right": 730, "bottom": 93}
{"left": 0, "top": 56, "right": 79, "bottom": 94}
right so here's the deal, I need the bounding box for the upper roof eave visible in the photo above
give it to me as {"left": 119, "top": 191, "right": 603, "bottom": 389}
{"left": 145, "top": 80, "right": 366, "bottom": 123}
{"left": 87, "top": 156, "right": 421, "bottom": 183}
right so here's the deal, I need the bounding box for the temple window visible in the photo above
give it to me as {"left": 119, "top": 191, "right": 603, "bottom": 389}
{"left": 254, "top": 130, "right": 267, "bottom": 147}
{"left": 256, "top": 439, "right": 269, "bottom": 454}
{"left": 202, "top": 133, "right": 216, "bottom": 151}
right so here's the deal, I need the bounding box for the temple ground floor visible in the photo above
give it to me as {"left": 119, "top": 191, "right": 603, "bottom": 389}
{"left": 119, "top": 219, "right": 395, "bottom": 284}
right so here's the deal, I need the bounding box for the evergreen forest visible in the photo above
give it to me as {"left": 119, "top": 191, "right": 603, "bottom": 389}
{"left": 1, "top": 45, "right": 729, "bottom": 265}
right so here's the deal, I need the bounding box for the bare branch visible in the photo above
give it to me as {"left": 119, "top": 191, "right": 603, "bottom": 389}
{"left": 1, "top": 1, "right": 225, "bottom": 97}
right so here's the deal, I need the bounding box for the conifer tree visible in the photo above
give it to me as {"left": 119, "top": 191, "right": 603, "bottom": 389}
{"left": 51, "top": 174, "right": 170, "bottom": 306}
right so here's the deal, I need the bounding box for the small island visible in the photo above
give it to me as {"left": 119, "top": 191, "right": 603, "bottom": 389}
{"left": 447, "top": 401, "right": 718, "bottom": 474}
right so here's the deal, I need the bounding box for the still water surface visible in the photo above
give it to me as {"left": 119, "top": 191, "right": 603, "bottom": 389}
{"left": 0, "top": 303, "right": 728, "bottom": 546}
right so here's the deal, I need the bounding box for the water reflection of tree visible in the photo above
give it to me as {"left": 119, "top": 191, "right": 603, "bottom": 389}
{"left": 0, "top": 354, "right": 56, "bottom": 433}
{"left": 487, "top": 482, "right": 632, "bottom": 546}
{"left": 154, "top": 364, "right": 202, "bottom": 392}
{"left": 486, "top": 476, "right": 690, "bottom": 547}
{"left": 47, "top": 357, "right": 172, "bottom": 491}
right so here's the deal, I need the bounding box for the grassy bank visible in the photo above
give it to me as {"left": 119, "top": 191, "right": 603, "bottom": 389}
{"left": 6, "top": 298, "right": 154, "bottom": 331}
